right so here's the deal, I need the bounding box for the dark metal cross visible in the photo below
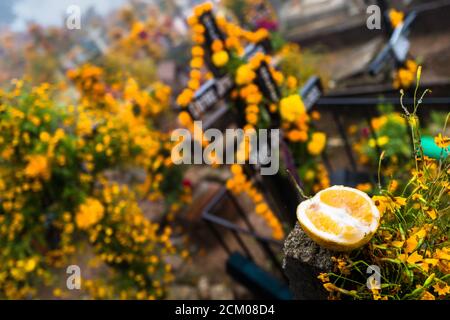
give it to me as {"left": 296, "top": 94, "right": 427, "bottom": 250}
{"left": 369, "top": 5, "right": 417, "bottom": 75}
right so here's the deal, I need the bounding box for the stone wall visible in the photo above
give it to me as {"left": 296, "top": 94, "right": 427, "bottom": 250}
{"left": 282, "top": 223, "right": 335, "bottom": 300}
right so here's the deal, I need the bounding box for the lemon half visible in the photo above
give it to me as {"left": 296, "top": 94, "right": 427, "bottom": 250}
{"left": 296, "top": 186, "right": 380, "bottom": 252}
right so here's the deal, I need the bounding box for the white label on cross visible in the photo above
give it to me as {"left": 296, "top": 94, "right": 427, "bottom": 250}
{"left": 302, "top": 85, "right": 321, "bottom": 111}
{"left": 190, "top": 89, "right": 219, "bottom": 119}
{"left": 260, "top": 65, "right": 279, "bottom": 102}
{"left": 216, "top": 75, "right": 233, "bottom": 96}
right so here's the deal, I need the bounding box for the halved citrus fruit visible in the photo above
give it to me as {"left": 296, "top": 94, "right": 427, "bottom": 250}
{"left": 296, "top": 186, "right": 380, "bottom": 251}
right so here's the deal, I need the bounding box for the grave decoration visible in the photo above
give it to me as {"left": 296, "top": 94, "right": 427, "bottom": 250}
{"left": 176, "top": 3, "right": 329, "bottom": 234}
{"left": 368, "top": 5, "right": 418, "bottom": 89}
{"left": 177, "top": 4, "right": 328, "bottom": 212}
{"left": 284, "top": 69, "right": 450, "bottom": 300}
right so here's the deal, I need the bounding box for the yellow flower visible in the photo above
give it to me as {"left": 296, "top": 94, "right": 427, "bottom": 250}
{"left": 389, "top": 9, "right": 404, "bottom": 28}
{"left": 371, "top": 116, "right": 387, "bottom": 131}
{"left": 434, "top": 133, "right": 450, "bottom": 148}
{"left": 178, "top": 111, "right": 192, "bottom": 127}
{"left": 420, "top": 291, "right": 435, "bottom": 300}
{"left": 406, "top": 251, "right": 423, "bottom": 264}
{"left": 426, "top": 208, "right": 437, "bottom": 220}
{"left": 356, "top": 183, "right": 372, "bottom": 192}
{"left": 191, "top": 46, "right": 204, "bottom": 57}
{"left": 190, "top": 69, "right": 202, "bottom": 80}
{"left": 39, "top": 131, "right": 51, "bottom": 142}
{"left": 188, "top": 79, "right": 200, "bottom": 90}
{"left": 405, "top": 228, "right": 427, "bottom": 254}
{"left": 95, "top": 143, "right": 105, "bottom": 153}
{"left": 246, "top": 112, "right": 258, "bottom": 125}
{"left": 231, "top": 164, "right": 243, "bottom": 175}
{"left": 212, "top": 50, "right": 229, "bottom": 67}
{"left": 391, "top": 240, "right": 404, "bottom": 248}
{"left": 255, "top": 203, "right": 268, "bottom": 214}
{"left": 1, "top": 147, "right": 14, "bottom": 160}
{"left": 372, "top": 195, "right": 406, "bottom": 216}
{"left": 394, "top": 68, "right": 415, "bottom": 89}
{"left": 24, "top": 155, "right": 50, "bottom": 180}
{"left": 24, "top": 258, "right": 37, "bottom": 272}
{"left": 11, "top": 268, "right": 25, "bottom": 281}
{"left": 235, "top": 65, "right": 255, "bottom": 85}
{"left": 368, "top": 136, "right": 389, "bottom": 148}
{"left": 406, "top": 60, "right": 418, "bottom": 73}
{"left": 53, "top": 288, "right": 62, "bottom": 297}
{"left": 211, "top": 39, "right": 223, "bottom": 52}
{"left": 246, "top": 93, "right": 262, "bottom": 104}
{"left": 279, "top": 94, "right": 305, "bottom": 123}
{"left": 176, "top": 89, "right": 194, "bottom": 107}
{"left": 286, "top": 76, "right": 297, "bottom": 89}
{"left": 434, "top": 248, "right": 450, "bottom": 261}
{"left": 287, "top": 129, "right": 307, "bottom": 142}
{"left": 317, "top": 273, "right": 329, "bottom": 283}
{"left": 388, "top": 180, "right": 398, "bottom": 193}
{"left": 75, "top": 198, "right": 105, "bottom": 230}
{"left": 323, "top": 283, "right": 340, "bottom": 293}
{"left": 433, "top": 283, "right": 450, "bottom": 296}
{"left": 307, "top": 132, "right": 326, "bottom": 156}
{"left": 190, "top": 57, "right": 204, "bottom": 69}
{"left": 311, "top": 111, "right": 321, "bottom": 121}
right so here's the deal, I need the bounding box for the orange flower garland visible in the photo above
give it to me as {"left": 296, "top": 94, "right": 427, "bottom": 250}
{"left": 226, "top": 164, "right": 284, "bottom": 240}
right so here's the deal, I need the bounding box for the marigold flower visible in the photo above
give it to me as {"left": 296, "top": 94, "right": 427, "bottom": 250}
{"left": 24, "top": 155, "right": 50, "bottom": 180}
{"left": 176, "top": 89, "right": 194, "bottom": 107}
{"left": 307, "top": 132, "right": 326, "bottom": 156}
{"left": 389, "top": 9, "right": 404, "bottom": 28}
{"left": 191, "top": 46, "right": 204, "bottom": 57}
{"left": 39, "top": 131, "right": 51, "bottom": 142}
{"left": 236, "top": 65, "right": 256, "bottom": 85}
{"left": 187, "top": 15, "right": 198, "bottom": 26}
{"left": 190, "top": 57, "right": 204, "bottom": 69}
{"left": 212, "top": 50, "right": 229, "bottom": 67}
{"left": 211, "top": 39, "right": 223, "bottom": 53}
{"left": 178, "top": 111, "right": 192, "bottom": 127}
{"left": 75, "top": 198, "right": 105, "bottom": 230}
{"left": 190, "top": 69, "right": 202, "bottom": 80}
{"left": 285, "top": 76, "right": 297, "bottom": 89}
{"left": 188, "top": 79, "right": 200, "bottom": 90}
{"left": 279, "top": 94, "right": 305, "bottom": 123}
{"left": 287, "top": 129, "right": 307, "bottom": 142}
{"left": 246, "top": 93, "right": 262, "bottom": 105}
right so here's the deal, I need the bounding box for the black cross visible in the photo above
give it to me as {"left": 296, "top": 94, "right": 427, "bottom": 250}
{"left": 180, "top": 10, "right": 307, "bottom": 225}
{"left": 369, "top": 8, "right": 417, "bottom": 75}
{"left": 182, "top": 10, "right": 275, "bottom": 123}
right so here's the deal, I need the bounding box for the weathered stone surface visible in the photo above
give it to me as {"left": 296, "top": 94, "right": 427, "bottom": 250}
{"left": 282, "top": 223, "right": 335, "bottom": 300}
